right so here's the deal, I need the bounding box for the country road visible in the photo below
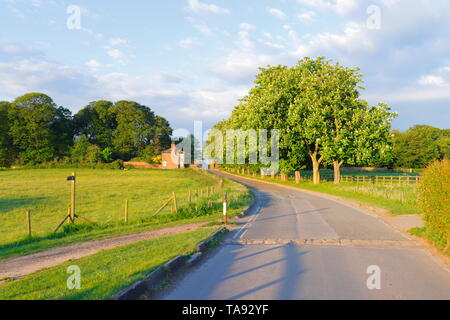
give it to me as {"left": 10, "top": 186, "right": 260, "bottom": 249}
{"left": 158, "top": 171, "right": 450, "bottom": 300}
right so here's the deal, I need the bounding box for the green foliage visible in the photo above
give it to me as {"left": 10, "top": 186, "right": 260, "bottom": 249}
{"left": 0, "top": 93, "right": 173, "bottom": 167}
{"left": 7, "top": 93, "right": 73, "bottom": 165}
{"left": 211, "top": 57, "right": 396, "bottom": 183}
{"left": 393, "top": 125, "right": 449, "bottom": 168}
{"left": 99, "top": 147, "right": 116, "bottom": 163}
{"left": 0, "top": 101, "right": 15, "bottom": 167}
{"left": 417, "top": 159, "right": 450, "bottom": 250}
{"left": 70, "top": 135, "right": 91, "bottom": 163}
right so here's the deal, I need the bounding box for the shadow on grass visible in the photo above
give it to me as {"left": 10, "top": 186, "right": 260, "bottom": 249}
{"left": 0, "top": 197, "right": 49, "bottom": 214}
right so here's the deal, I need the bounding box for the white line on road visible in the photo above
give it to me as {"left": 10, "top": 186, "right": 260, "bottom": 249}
{"left": 233, "top": 206, "right": 262, "bottom": 239}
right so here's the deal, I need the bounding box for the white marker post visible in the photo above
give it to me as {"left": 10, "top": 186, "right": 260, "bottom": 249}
{"left": 223, "top": 192, "right": 228, "bottom": 225}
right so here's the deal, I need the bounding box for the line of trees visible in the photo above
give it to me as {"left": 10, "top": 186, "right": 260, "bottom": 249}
{"left": 0, "top": 93, "right": 173, "bottom": 167}
{"left": 212, "top": 57, "right": 450, "bottom": 183}
{"left": 210, "top": 57, "right": 398, "bottom": 184}
{"left": 393, "top": 125, "right": 450, "bottom": 168}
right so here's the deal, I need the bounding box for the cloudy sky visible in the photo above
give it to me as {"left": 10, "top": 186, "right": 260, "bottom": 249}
{"left": 0, "top": 0, "right": 449, "bottom": 132}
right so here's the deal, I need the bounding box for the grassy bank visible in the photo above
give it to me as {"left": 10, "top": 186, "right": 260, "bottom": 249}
{"left": 222, "top": 169, "right": 421, "bottom": 216}
{"left": 0, "top": 168, "right": 251, "bottom": 260}
{"left": 0, "top": 227, "right": 218, "bottom": 300}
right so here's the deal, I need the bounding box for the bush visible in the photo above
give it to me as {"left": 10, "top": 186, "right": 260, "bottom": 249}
{"left": 417, "top": 159, "right": 450, "bottom": 251}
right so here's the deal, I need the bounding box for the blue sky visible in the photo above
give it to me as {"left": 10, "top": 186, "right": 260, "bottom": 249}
{"left": 0, "top": 0, "right": 449, "bottom": 132}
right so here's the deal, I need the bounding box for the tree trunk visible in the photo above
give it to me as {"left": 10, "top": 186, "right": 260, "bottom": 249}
{"left": 310, "top": 153, "right": 323, "bottom": 185}
{"left": 333, "top": 160, "right": 344, "bottom": 184}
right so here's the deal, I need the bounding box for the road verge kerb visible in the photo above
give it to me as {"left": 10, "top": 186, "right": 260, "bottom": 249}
{"left": 114, "top": 227, "right": 228, "bottom": 300}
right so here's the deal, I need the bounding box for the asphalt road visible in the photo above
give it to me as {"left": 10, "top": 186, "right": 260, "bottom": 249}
{"left": 159, "top": 171, "right": 450, "bottom": 300}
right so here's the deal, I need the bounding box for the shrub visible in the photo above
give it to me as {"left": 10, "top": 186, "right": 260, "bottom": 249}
{"left": 417, "top": 159, "right": 450, "bottom": 251}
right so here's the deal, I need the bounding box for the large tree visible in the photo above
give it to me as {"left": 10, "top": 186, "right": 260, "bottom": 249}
{"left": 0, "top": 101, "right": 15, "bottom": 167}
{"left": 8, "top": 93, "right": 72, "bottom": 164}
{"left": 112, "top": 100, "right": 157, "bottom": 160}
{"left": 286, "top": 57, "right": 367, "bottom": 184}
{"left": 214, "top": 57, "right": 396, "bottom": 184}
{"left": 74, "top": 100, "right": 172, "bottom": 161}
{"left": 322, "top": 102, "right": 397, "bottom": 184}
{"left": 73, "top": 100, "right": 116, "bottom": 149}
{"left": 392, "top": 125, "right": 449, "bottom": 168}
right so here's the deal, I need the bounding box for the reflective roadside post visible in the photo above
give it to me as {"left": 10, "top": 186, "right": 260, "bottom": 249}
{"left": 223, "top": 192, "right": 228, "bottom": 225}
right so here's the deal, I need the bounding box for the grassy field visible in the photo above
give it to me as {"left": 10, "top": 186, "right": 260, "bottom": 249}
{"left": 0, "top": 227, "right": 219, "bottom": 300}
{"left": 224, "top": 169, "right": 421, "bottom": 216}
{"left": 0, "top": 168, "right": 251, "bottom": 260}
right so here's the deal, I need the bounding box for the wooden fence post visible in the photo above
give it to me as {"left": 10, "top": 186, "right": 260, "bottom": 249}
{"left": 295, "top": 171, "right": 301, "bottom": 184}
{"left": 68, "top": 207, "right": 73, "bottom": 224}
{"left": 173, "top": 192, "right": 178, "bottom": 213}
{"left": 26, "top": 210, "right": 31, "bottom": 237}
{"left": 70, "top": 172, "right": 76, "bottom": 223}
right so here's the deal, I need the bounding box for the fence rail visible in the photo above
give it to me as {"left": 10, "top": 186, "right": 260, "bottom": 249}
{"left": 340, "top": 175, "right": 420, "bottom": 185}
{"left": 223, "top": 167, "right": 421, "bottom": 185}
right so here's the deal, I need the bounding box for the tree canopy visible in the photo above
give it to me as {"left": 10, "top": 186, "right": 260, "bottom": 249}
{"left": 0, "top": 93, "right": 173, "bottom": 167}
{"left": 209, "top": 57, "right": 398, "bottom": 184}
{"left": 393, "top": 125, "right": 450, "bottom": 168}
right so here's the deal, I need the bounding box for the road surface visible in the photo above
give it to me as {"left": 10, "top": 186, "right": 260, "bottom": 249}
{"left": 159, "top": 171, "right": 450, "bottom": 300}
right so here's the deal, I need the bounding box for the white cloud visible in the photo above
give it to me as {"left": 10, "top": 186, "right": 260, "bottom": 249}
{"left": 85, "top": 59, "right": 104, "bottom": 72}
{"left": 104, "top": 46, "right": 128, "bottom": 65}
{"left": 291, "top": 22, "right": 375, "bottom": 57}
{"left": 297, "top": 10, "right": 316, "bottom": 23}
{"left": 109, "top": 38, "right": 129, "bottom": 47}
{"left": 179, "top": 38, "right": 202, "bottom": 48}
{"left": 267, "top": 7, "right": 287, "bottom": 20}
{"left": 211, "top": 51, "right": 278, "bottom": 83}
{"left": 296, "top": 0, "right": 358, "bottom": 15}
{"left": 187, "top": 0, "right": 230, "bottom": 15}
{"left": 240, "top": 22, "right": 256, "bottom": 31}
{"left": 186, "top": 17, "right": 214, "bottom": 36}
{"left": 418, "top": 75, "right": 446, "bottom": 87}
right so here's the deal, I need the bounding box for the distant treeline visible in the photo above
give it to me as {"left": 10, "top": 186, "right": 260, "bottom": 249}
{"left": 392, "top": 125, "right": 449, "bottom": 168}
{"left": 0, "top": 93, "right": 173, "bottom": 167}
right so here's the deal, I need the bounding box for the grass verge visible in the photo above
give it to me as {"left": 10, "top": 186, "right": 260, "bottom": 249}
{"left": 0, "top": 227, "right": 218, "bottom": 300}
{"left": 221, "top": 170, "right": 421, "bottom": 216}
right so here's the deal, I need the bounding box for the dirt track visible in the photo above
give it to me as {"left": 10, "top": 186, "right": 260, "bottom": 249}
{"left": 0, "top": 223, "right": 205, "bottom": 280}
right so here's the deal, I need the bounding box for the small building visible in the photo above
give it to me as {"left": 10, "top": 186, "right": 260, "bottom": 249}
{"left": 161, "top": 143, "right": 187, "bottom": 169}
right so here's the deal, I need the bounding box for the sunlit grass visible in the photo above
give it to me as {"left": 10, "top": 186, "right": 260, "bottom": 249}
{"left": 0, "top": 168, "right": 251, "bottom": 259}
{"left": 0, "top": 227, "right": 218, "bottom": 300}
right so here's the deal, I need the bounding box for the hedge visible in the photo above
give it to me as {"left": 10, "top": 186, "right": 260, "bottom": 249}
{"left": 417, "top": 159, "right": 450, "bottom": 251}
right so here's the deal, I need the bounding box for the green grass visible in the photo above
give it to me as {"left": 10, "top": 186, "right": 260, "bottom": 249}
{"left": 0, "top": 227, "right": 218, "bottom": 300}
{"left": 410, "top": 227, "right": 449, "bottom": 255}
{"left": 301, "top": 169, "right": 420, "bottom": 178}
{"left": 0, "top": 168, "right": 251, "bottom": 260}
{"left": 225, "top": 169, "right": 421, "bottom": 216}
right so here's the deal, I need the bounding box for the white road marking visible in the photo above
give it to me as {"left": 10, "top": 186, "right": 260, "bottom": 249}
{"left": 233, "top": 206, "right": 262, "bottom": 239}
